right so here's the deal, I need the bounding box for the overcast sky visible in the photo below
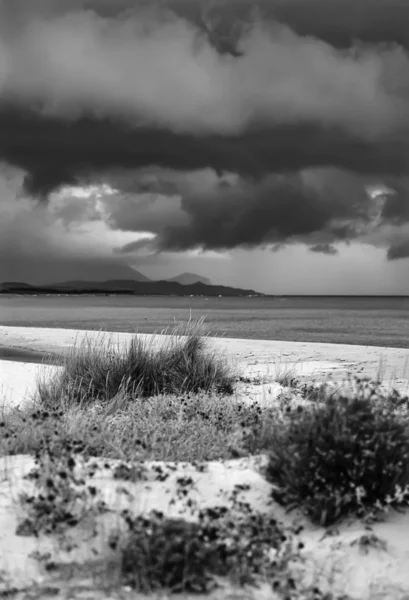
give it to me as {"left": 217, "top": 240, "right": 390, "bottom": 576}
{"left": 0, "top": 0, "right": 408, "bottom": 294}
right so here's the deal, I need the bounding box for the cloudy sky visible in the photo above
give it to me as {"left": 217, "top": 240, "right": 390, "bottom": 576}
{"left": 1, "top": 0, "right": 409, "bottom": 294}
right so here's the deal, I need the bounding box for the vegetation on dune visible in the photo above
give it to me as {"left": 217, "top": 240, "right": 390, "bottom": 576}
{"left": 14, "top": 434, "right": 307, "bottom": 598}
{"left": 266, "top": 380, "right": 409, "bottom": 525}
{"left": 117, "top": 508, "right": 294, "bottom": 594}
{"left": 2, "top": 322, "right": 409, "bottom": 597}
{"left": 37, "top": 320, "right": 235, "bottom": 406}
{"left": 0, "top": 392, "right": 278, "bottom": 462}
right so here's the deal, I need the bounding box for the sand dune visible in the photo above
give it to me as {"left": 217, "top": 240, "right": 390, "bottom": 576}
{"left": 0, "top": 326, "right": 409, "bottom": 598}
{"left": 0, "top": 325, "right": 408, "bottom": 408}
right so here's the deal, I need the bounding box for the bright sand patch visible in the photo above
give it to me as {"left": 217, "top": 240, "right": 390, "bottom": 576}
{"left": 0, "top": 325, "right": 408, "bottom": 408}
{"left": 1, "top": 454, "right": 409, "bottom": 599}
{"left": 0, "top": 360, "right": 58, "bottom": 409}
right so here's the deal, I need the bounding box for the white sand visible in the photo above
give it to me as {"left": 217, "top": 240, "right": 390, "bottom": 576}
{"left": 0, "top": 360, "right": 59, "bottom": 409}
{"left": 0, "top": 325, "right": 408, "bottom": 408}
{"left": 0, "top": 326, "right": 409, "bottom": 597}
{"left": 1, "top": 453, "right": 409, "bottom": 599}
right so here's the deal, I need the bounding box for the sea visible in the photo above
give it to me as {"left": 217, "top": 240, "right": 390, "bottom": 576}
{"left": 0, "top": 295, "right": 408, "bottom": 349}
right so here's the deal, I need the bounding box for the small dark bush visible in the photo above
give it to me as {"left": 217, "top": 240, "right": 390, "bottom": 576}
{"left": 118, "top": 508, "right": 289, "bottom": 593}
{"left": 266, "top": 389, "right": 409, "bottom": 525}
{"left": 17, "top": 438, "right": 105, "bottom": 536}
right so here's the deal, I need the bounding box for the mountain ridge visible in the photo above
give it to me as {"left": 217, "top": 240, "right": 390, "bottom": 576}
{"left": 49, "top": 271, "right": 211, "bottom": 287}
{"left": 165, "top": 272, "right": 212, "bottom": 286}
{"left": 0, "top": 279, "right": 262, "bottom": 297}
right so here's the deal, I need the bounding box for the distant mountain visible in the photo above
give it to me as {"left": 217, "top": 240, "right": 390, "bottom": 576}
{"left": 51, "top": 270, "right": 151, "bottom": 287}
{"left": 165, "top": 273, "right": 212, "bottom": 286}
{"left": 1, "top": 267, "right": 210, "bottom": 288}
{"left": 0, "top": 279, "right": 262, "bottom": 297}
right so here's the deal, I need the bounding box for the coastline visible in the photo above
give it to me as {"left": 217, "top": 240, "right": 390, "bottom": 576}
{"left": 1, "top": 295, "right": 408, "bottom": 349}
{"left": 0, "top": 324, "right": 408, "bottom": 409}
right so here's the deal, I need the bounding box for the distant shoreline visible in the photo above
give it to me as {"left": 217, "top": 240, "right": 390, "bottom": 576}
{"left": 0, "top": 292, "right": 408, "bottom": 299}
{"left": 1, "top": 296, "right": 408, "bottom": 349}
{"left": 0, "top": 280, "right": 261, "bottom": 297}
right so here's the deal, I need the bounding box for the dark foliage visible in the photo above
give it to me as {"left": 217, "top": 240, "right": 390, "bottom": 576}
{"left": 266, "top": 391, "right": 409, "bottom": 525}
{"left": 118, "top": 507, "right": 288, "bottom": 593}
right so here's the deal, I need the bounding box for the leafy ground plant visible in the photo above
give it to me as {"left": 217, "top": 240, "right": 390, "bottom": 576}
{"left": 266, "top": 382, "right": 409, "bottom": 525}
{"left": 16, "top": 436, "right": 107, "bottom": 537}
{"left": 0, "top": 392, "right": 279, "bottom": 462}
{"left": 37, "top": 319, "right": 235, "bottom": 406}
{"left": 115, "top": 506, "right": 300, "bottom": 595}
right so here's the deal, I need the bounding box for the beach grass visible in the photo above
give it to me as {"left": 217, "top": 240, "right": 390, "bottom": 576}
{"left": 36, "top": 319, "right": 236, "bottom": 407}
{"left": 0, "top": 319, "right": 278, "bottom": 462}
{"left": 273, "top": 356, "right": 301, "bottom": 388}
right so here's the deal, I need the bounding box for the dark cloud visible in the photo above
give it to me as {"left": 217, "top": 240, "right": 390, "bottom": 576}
{"left": 103, "top": 169, "right": 409, "bottom": 256}
{"left": 1, "top": 107, "right": 408, "bottom": 200}
{"left": 122, "top": 170, "right": 372, "bottom": 251}
{"left": 250, "top": 0, "right": 409, "bottom": 50}
{"left": 8, "top": 1, "right": 409, "bottom": 49}
{"left": 387, "top": 240, "right": 409, "bottom": 261}
{"left": 106, "top": 189, "right": 186, "bottom": 235}
{"left": 309, "top": 244, "right": 339, "bottom": 255}
{"left": 0, "top": 0, "right": 408, "bottom": 267}
{"left": 0, "top": 0, "right": 408, "bottom": 200}
{"left": 381, "top": 181, "right": 409, "bottom": 224}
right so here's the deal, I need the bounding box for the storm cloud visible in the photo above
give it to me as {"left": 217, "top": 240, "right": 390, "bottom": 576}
{"left": 1, "top": 1, "right": 409, "bottom": 192}
{"left": 0, "top": 0, "right": 408, "bottom": 270}
{"left": 310, "top": 244, "right": 339, "bottom": 256}
{"left": 388, "top": 239, "right": 409, "bottom": 260}
{"left": 105, "top": 169, "right": 409, "bottom": 258}
{"left": 7, "top": 1, "right": 409, "bottom": 50}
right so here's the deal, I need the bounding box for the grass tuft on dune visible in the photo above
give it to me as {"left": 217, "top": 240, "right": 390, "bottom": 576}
{"left": 36, "top": 319, "right": 236, "bottom": 407}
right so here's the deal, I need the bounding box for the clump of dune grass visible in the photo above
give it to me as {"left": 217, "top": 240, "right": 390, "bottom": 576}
{"left": 37, "top": 319, "right": 235, "bottom": 407}
{"left": 273, "top": 357, "right": 300, "bottom": 388}
{"left": 266, "top": 380, "right": 409, "bottom": 525}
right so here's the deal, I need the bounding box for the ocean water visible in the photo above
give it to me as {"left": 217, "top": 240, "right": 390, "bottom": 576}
{"left": 0, "top": 295, "right": 408, "bottom": 349}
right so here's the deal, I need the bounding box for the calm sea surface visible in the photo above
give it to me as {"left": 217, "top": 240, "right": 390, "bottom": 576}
{"left": 0, "top": 295, "right": 408, "bottom": 349}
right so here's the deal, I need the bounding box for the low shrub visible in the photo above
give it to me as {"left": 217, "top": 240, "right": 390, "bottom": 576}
{"left": 116, "top": 507, "right": 295, "bottom": 594}
{"left": 16, "top": 437, "right": 106, "bottom": 537}
{"left": 266, "top": 385, "right": 409, "bottom": 525}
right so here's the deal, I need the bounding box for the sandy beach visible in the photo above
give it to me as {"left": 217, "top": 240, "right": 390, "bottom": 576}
{"left": 0, "top": 326, "right": 409, "bottom": 598}
{"left": 0, "top": 325, "right": 408, "bottom": 408}
{"left": 0, "top": 327, "right": 409, "bottom": 600}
